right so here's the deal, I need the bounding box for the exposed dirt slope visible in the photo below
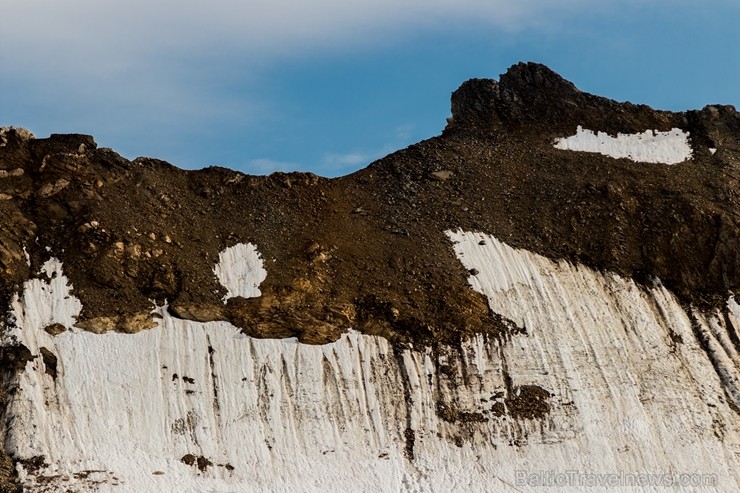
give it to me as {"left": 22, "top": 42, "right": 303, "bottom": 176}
{"left": 1, "top": 63, "right": 738, "bottom": 349}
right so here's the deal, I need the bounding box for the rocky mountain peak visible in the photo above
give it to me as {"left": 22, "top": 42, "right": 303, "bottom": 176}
{"left": 449, "top": 62, "right": 578, "bottom": 128}
{"left": 448, "top": 61, "right": 680, "bottom": 134}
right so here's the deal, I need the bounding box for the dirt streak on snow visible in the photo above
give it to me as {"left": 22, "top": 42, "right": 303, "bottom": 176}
{"left": 4, "top": 240, "right": 740, "bottom": 492}
{"left": 553, "top": 126, "right": 692, "bottom": 164}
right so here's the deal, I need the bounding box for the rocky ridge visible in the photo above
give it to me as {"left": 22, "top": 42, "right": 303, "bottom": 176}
{"left": 1, "top": 62, "right": 739, "bottom": 491}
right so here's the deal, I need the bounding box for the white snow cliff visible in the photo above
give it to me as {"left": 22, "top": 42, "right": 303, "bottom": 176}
{"left": 3, "top": 235, "right": 739, "bottom": 492}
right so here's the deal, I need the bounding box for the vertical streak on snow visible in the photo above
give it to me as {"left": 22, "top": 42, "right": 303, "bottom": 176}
{"left": 447, "top": 229, "right": 740, "bottom": 490}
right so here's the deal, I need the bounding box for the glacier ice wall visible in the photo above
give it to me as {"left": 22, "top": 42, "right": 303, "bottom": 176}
{"left": 3, "top": 236, "right": 740, "bottom": 492}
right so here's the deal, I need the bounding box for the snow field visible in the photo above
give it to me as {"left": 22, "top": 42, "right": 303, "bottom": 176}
{"left": 4, "top": 239, "right": 740, "bottom": 492}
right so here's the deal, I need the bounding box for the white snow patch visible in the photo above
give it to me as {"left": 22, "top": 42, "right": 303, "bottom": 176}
{"left": 728, "top": 296, "right": 740, "bottom": 331}
{"left": 10, "top": 257, "right": 82, "bottom": 340}
{"left": 5, "top": 245, "right": 740, "bottom": 492}
{"left": 213, "top": 242, "right": 266, "bottom": 300}
{"left": 710, "top": 148, "right": 717, "bottom": 155}
{"left": 553, "top": 125, "right": 692, "bottom": 164}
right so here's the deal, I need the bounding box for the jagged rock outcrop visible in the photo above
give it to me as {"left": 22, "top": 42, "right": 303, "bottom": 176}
{"left": 1, "top": 63, "right": 739, "bottom": 492}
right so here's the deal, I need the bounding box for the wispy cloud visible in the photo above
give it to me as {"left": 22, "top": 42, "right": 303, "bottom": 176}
{"left": 319, "top": 141, "right": 409, "bottom": 176}
{"left": 2, "top": 0, "right": 625, "bottom": 80}
{"left": 0, "top": 0, "right": 691, "bottom": 172}
{"left": 247, "top": 151, "right": 377, "bottom": 177}
{"left": 321, "top": 152, "right": 371, "bottom": 168}
{"left": 249, "top": 146, "right": 398, "bottom": 177}
{"left": 246, "top": 158, "right": 305, "bottom": 175}
{"left": 394, "top": 124, "right": 416, "bottom": 141}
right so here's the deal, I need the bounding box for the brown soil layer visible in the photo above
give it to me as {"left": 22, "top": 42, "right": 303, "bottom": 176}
{"left": 0, "top": 62, "right": 737, "bottom": 348}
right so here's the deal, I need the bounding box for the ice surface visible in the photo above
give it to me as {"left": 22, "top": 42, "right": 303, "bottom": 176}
{"left": 5, "top": 241, "right": 740, "bottom": 492}
{"left": 553, "top": 126, "right": 692, "bottom": 164}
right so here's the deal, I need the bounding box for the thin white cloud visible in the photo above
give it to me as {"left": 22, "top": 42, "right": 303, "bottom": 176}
{"left": 247, "top": 158, "right": 304, "bottom": 175}
{"left": 2, "top": 0, "right": 613, "bottom": 71}
{"left": 0, "top": 0, "right": 677, "bottom": 172}
{"left": 247, "top": 152, "right": 374, "bottom": 177}
{"left": 322, "top": 152, "right": 371, "bottom": 168}
{"left": 394, "top": 124, "right": 416, "bottom": 141}
{"left": 245, "top": 147, "right": 393, "bottom": 177}
{"left": 320, "top": 141, "right": 406, "bottom": 176}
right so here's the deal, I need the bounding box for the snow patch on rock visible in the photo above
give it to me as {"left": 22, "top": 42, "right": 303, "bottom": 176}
{"left": 11, "top": 257, "right": 82, "bottom": 338}
{"left": 213, "top": 242, "right": 266, "bottom": 300}
{"left": 729, "top": 295, "right": 740, "bottom": 319}
{"left": 553, "top": 126, "right": 692, "bottom": 164}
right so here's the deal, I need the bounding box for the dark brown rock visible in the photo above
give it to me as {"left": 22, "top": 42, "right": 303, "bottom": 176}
{"left": 0, "top": 62, "right": 736, "bottom": 347}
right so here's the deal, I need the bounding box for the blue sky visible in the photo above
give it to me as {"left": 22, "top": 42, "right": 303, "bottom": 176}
{"left": 2, "top": 0, "right": 739, "bottom": 177}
